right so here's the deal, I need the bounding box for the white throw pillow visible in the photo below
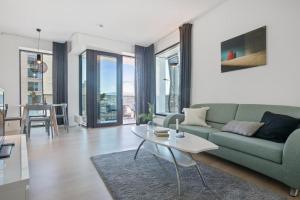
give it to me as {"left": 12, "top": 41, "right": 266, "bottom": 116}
{"left": 181, "top": 107, "right": 210, "bottom": 127}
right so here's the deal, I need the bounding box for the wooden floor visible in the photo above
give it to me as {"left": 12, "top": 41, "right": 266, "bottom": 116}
{"left": 25, "top": 125, "right": 298, "bottom": 200}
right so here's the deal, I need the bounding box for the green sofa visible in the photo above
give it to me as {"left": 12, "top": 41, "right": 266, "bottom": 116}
{"left": 163, "top": 103, "right": 300, "bottom": 196}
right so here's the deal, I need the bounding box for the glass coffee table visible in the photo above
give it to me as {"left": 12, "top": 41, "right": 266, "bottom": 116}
{"left": 131, "top": 125, "right": 218, "bottom": 195}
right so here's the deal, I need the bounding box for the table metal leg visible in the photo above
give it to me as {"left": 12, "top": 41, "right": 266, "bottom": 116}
{"left": 195, "top": 164, "right": 207, "bottom": 187}
{"left": 134, "top": 139, "right": 145, "bottom": 160}
{"left": 155, "top": 144, "right": 160, "bottom": 153}
{"left": 167, "top": 147, "right": 181, "bottom": 196}
{"left": 189, "top": 153, "right": 207, "bottom": 188}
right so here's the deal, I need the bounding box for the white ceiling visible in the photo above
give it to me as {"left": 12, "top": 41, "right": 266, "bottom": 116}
{"left": 0, "top": 0, "right": 225, "bottom": 46}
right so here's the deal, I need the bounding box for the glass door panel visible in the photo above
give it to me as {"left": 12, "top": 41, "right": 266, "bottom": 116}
{"left": 97, "top": 55, "right": 118, "bottom": 125}
{"left": 155, "top": 44, "right": 180, "bottom": 115}
{"left": 122, "top": 56, "right": 135, "bottom": 124}
{"left": 79, "top": 52, "right": 87, "bottom": 125}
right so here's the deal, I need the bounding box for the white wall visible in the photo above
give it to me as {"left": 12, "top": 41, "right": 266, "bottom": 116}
{"left": 70, "top": 33, "right": 134, "bottom": 55}
{"left": 154, "top": 30, "right": 179, "bottom": 53}
{"left": 0, "top": 33, "right": 52, "bottom": 131}
{"left": 155, "top": 0, "right": 300, "bottom": 107}
{"left": 191, "top": 0, "right": 300, "bottom": 106}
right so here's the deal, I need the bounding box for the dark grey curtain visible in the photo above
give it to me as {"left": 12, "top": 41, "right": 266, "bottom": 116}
{"left": 52, "top": 42, "right": 68, "bottom": 124}
{"left": 179, "top": 23, "right": 192, "bottom": 111}
{"left": 85, "top": 50, "right": 97, "bottom": 128}
{"left": 135, "top": 44, "right": 155, "bottom": 124}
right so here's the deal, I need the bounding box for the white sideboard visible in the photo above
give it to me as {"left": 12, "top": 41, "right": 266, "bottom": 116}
{"left": 0, "top": 135, "right": 29, "bottom": 200}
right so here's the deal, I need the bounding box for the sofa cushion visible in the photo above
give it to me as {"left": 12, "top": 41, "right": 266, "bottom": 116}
{"left": 255, "top": 112, "right": 300, "bottom": 143}
{"left": 222, "top": 120, "right": 264, "bottom": 136}
{"left": 181, "top": 107, "right": 210, "bottom": 127}
{"left": 209, "top": 131, "right": 284, "bottom": 163}
{"left": 169, "top": 124, "right": 219, "bottom": 139}
{"left": 191, "top": 103, "right": 238, "bottom": 124}
{"left": 235, "top": 104, "right": 300, "bottom": 122}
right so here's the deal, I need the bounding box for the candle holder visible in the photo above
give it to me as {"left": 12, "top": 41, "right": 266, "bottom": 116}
{"left": 175, "top": 131, "right": 185, "bottom": 138}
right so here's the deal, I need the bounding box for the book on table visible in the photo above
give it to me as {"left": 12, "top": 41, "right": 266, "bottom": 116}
{"left": 153, "top": 127, "right": 170, "bottom": 137}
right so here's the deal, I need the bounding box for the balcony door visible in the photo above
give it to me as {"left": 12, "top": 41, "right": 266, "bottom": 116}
{"left": 96, "top": 53, "right": 122, "bottom": 126}
{"left": 79, "top": 50, "right": 137, "bottom": 128}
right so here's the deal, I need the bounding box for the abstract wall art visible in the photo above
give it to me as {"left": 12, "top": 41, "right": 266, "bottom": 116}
{"left": 221, "top": 26, "right": 267, "bottom": 73}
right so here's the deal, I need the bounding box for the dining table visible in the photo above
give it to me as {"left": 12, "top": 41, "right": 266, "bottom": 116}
{"left": 19, "top": 104, "right": 59, "bottom": 136}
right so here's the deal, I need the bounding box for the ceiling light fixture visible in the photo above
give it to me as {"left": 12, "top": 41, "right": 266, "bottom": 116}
{"left": 36, "top": 28, "right": 42, "bottom": 64}
{"left": 98, "top": 24, "right": 104, "bottom": 28}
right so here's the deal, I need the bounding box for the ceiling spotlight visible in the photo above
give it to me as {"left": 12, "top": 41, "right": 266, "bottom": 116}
{"left": 98, "top": 24, "right": 104, "bottom": 28}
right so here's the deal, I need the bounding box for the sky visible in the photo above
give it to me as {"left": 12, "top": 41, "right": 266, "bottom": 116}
{"left": 122, "top": 59, "right": 135, "bottom": 96}
{"left": 82, "top": 56, "right": 135, "bottom": 96}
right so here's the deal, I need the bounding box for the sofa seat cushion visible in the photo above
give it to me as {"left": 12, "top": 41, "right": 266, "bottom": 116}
{"left": 209, "top": 132, "right": 284, "bottom": 164}
{"left": 169, "top": 124, "right": 219, "bottom": 139}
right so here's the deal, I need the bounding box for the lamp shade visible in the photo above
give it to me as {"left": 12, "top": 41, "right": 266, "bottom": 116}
{"left": 37, "top": 54, "right": 42, "bottom": 64}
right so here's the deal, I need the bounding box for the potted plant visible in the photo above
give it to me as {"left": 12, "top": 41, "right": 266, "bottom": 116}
{"left": 138, "top": 103, "right": 155, "bottom": 127}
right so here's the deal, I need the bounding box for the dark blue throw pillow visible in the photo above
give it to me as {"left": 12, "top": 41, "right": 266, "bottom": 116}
{"left": 255, "top": 111, "right": 300, "bottom": 143}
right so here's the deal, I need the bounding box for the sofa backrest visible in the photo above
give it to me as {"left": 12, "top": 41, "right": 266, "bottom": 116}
{"left": 235, "top": 104, "right": 300, "bottom": 122}
{"left": 190, "top": 103, "right": 300, "bottom": 129}
{"left": 191, "top": 103, "right": 238, "bottom": 128}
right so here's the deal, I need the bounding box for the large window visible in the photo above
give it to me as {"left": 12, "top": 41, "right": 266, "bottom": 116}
{"left": 155, "top": 44, "right": 180, "bottom": 115}
{"left": 20, "top": 50, "right": 53, "bottom": 105}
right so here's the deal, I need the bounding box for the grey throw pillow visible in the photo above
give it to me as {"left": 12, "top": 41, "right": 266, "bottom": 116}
{"left": 222, "top": 120, "right": 264, "bottom": 136}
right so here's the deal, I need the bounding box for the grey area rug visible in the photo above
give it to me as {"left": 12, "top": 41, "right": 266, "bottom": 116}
{"left": 91, "top": 150, "right": 286, "bottom": 200}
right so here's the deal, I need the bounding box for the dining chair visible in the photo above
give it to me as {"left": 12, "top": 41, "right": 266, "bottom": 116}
{"left": 4, "top": 104, "right": 22, "bottom": 123}
{"left": 27, "top": 104, "right": 53, "bottom": 138}
{"left": 53, "top": 103, "right": 69, "bottom": 132}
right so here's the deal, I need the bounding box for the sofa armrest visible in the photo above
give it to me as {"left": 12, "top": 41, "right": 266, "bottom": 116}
{"left": 163, "top": 114, "right": 185, "bottom": 128}
{"left": 282, "top": 128, "right": 300, "bottom": 189}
